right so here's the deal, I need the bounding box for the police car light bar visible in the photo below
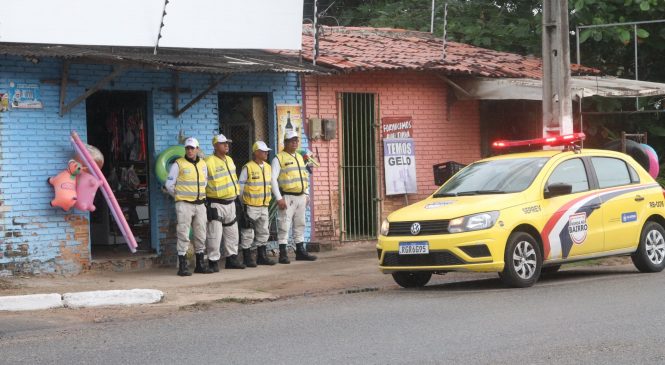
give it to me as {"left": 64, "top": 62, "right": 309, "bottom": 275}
{"left": 492, "top": 133, "right": 585, "bottom": 149}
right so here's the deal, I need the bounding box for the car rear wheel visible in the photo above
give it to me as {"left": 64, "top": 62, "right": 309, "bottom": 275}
{"left": 392, "top": 271, "right": 432, "bottom": 288}
{"left": 632, "top": 221, "right": 665, "bottom": 273}
{"left": 500, "top": 232, "right": 542, "bottom": 288}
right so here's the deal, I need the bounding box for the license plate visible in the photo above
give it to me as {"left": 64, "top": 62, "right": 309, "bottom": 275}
{"left": 399, "top": 241, "right": 429, "bottom": 255}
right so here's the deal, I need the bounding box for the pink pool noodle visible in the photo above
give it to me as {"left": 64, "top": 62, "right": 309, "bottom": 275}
{"left": 71, "top": 131, "right": 137, "bottom": 252}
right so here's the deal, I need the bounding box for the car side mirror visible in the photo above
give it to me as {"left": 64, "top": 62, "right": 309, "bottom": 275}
{"left": 544, "top": 183, "right": 572, "bottom": 198}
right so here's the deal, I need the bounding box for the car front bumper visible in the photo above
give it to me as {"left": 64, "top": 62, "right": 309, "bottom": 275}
{"left": 377, "top": 228, "right": 509, "bottom": 273}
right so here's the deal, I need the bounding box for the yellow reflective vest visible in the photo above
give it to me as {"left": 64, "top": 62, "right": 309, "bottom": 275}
{"left": 242, "top": 161, "right": 272, "bottom": 207}
{"left": 276, "top": 151, "right": 309, "bottom": 194}
{"left": 174, "top": 157, "right": 206, "bottom": 202}
{"left": 205, "top": 154, "right": 239, "bottom": 200}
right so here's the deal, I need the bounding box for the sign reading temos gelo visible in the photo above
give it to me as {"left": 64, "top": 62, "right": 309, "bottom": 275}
{"left": 384, "top": 138, "right": 417, "bottom": 195}
{"left": 381, "top": 116, "right": 413, "bottom": 139}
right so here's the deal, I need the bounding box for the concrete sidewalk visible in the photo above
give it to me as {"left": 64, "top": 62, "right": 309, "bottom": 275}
{"left": 0, "top": 242, "right": 388, "bottom": 311}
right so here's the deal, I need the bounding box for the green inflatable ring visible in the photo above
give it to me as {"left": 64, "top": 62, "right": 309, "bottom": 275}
{"left": 155, "top": 145, "right": 185, "bottom": 185}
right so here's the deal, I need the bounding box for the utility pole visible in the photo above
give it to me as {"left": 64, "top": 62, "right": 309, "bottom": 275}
{"left": 430, "top": 0, "right": 435, "bottom": 33}
{"left": 313, "top": 0, "right": 319, "bottom": 65}
{"left": 542, "top": 0, "right": 573, "bottom": 137}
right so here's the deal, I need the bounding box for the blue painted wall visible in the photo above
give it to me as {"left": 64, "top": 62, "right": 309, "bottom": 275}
{"left": 0, "top": 55, "right": 309, "bottom": 275}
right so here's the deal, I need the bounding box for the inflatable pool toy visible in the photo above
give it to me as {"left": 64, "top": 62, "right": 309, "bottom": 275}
{"left": 74, "top": 143, "right": 104, "bottom": 169}
{"left": 71, "top": 131, "right": 137, "bottom": 253}
{"left": 155, "top": 145, "right": 185, "bottom": 184}
{"left": 48, "top": 159, "right": 82, "bottom": 211}
{"left": 641, "top": 143, "right": 660, "bottom": 178}
{"left": 75, "top": 171, "right": 101, "bottom": 212}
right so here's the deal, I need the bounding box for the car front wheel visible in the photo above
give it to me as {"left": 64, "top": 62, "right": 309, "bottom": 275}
{"left": 632, "top": 221, "right": 665, "bottom": 273}
{"left": 500, "top": 231, "right": 542, "bottom": 288}
{"left": 392, "top": 271, "right": 432, "bottom": 288}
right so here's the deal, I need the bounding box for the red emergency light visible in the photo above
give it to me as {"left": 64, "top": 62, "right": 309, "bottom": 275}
{"left": 492, "top": 133, "right": 585, "bottom": 149}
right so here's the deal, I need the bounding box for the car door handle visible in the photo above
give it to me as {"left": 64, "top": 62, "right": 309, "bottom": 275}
{"left": 635, "top": 195, "right": 645, "bottom": 202}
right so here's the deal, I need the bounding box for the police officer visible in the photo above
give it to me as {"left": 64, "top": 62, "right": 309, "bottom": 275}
{"left": 271, "top": 130, "right": 317, "bottom": 264}
{"left": 205, "top": 134, "right": 245, "bottom": 271}
{"left": 238, "top": 141, "right": 276, "bottom": 266}
{"left": 165, "top": 137, "right": 210, "bottom": 276}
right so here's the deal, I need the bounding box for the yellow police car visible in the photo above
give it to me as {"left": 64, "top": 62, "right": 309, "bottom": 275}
{"left": 378, "top": 134, "right": 665, "bottom": 288}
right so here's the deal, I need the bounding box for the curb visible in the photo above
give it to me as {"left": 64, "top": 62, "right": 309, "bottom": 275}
{"left": 0, "top": 289, "right": 164, "bottom": 312}
{"left": 63, "top": 289, "right": 164, "bottom": 309}
{"left": 0, "top": 293, "right": 64, "bottom": 311}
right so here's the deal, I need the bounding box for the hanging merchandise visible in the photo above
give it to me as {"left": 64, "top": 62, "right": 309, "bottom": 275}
{"left": 106, "top": 111, "right": 121, "bottom": 162}
{"left": 71, "top": 131, "right": 138, "bottom": 253}
{"left": 108, "top": 167, "right": 120, "bottom": 191}
{"left": 121, "top": 165, "right": 141, "bottom": 190}
{"left": 75, "top": 171, "right": 101, "bottom": 212}
{"left": 138, "top": 110, "right": 147, "bottom": 162}
{"left": 155, "top": 145, "right": 186, "bottom": 185}
{"left": 74, "top": 143, "right": 105, "bottom": 169}
{"left": 48, "top": 159, "right": 82, "bottom": 211}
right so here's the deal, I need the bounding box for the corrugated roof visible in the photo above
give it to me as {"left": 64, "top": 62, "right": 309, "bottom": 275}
{"left": 0, "top": 43, "right": 328, "bottom": 74}
{"left": 296, "top": 26, "right": 597, "bottom": 78}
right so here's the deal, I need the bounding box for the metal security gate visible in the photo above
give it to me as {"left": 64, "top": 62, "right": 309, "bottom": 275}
{"left": 340, "top": 93, "right": 378, "bottom": 241}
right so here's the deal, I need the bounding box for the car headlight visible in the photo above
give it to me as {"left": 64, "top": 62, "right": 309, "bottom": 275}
{"left": 448, "top": 211, "right": 500, "bottom": 233}
{"left": 380, "top": 219, "right": 390, "bottom": 236}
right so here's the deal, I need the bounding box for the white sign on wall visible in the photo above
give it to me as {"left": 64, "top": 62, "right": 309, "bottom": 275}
{"left": 384, "top": 138, "right": 417, "bottom": 195}
{"left": 0, "top": 0, "right": 304, "bottom": 50}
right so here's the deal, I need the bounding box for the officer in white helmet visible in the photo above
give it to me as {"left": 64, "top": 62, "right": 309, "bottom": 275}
{"left": 204, "top": 133, "right": 245, "bottom": 271}
{"left": 165, "top": 137, "right": 210, "bottom": 276}
{"left": 237, "top": 141, "right": 277, "bottom": 266}
{"left": 271, "top": 130, "right": 317, "bottom": 263}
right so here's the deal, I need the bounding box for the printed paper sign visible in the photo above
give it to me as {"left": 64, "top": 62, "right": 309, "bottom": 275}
{"left": 9, "top": 82, "right": 43, "bottom": 109}
{"left": 384, "top": 138, "right": 417, "bottom": 195}
{"left": 381, "top": 116, "right": 413, "bottom": 139}
{"left": 276, "top": 104, "right": 303, "bottom": 151}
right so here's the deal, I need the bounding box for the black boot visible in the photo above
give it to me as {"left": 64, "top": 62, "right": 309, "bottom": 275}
{"left": 194, "top": 253, "right": 214, "bottom": 274}
{"left": 177, "top": 255, "right": 192, "bottom": 276}
{"left": 296, "top": 243, "right": 317, "bottom": 261}
{"left": 225, "top": 255, "right": 246, "bottom": 269}
{"left": 256, "top": 246, "right": 276, "bottom": 266}
{"left": 208, "top": 260, "right": 219, "bottom": 273}
{"left": 278, "top": 244, "right": 290, "bottom": 264}
{"left": 243, "top": 248, "right": 257, "bottom": 268}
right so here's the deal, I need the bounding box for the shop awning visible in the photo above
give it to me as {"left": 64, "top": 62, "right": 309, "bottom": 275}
{"left": 0, "top": 43, "right": 328, "bottom": 74}
{"left": 451, "top": 76, "right": 665, "bottom": 100}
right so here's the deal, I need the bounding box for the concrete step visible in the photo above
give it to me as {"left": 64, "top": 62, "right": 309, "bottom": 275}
{"left": 89, "top": 254, "right": 160, "bottom": 272}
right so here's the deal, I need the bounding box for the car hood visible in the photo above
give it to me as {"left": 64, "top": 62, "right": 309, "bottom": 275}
{"left": 387, "top": 193, "right": 526, "bottom": 222}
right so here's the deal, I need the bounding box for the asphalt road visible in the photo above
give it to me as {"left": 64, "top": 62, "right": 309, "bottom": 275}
{"left": 2, "top": 267, "right": 665, "bottom": 365}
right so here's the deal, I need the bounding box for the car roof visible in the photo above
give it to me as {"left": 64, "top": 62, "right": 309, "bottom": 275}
{"left": 482, "top": 148, "right": 629, "bottom": 162}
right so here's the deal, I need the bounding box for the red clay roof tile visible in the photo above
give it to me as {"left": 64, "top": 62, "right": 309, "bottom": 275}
{"left": 294, "top": 26, "right": 596, "bottom": 78}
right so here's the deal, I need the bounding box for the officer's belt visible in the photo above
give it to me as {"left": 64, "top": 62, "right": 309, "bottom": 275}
{"left": 208, "top": 197, "right": 235, "bottom": 205}
{"left": 280, "top": 191, "right": 304, "bottom": 196}
{"left": 180, "top": 199, "right": 206, "bottom": 205}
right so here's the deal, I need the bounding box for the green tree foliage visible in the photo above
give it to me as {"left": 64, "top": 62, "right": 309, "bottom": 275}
{"left": 572, "top": 0, "right": 665, "bottom": 83}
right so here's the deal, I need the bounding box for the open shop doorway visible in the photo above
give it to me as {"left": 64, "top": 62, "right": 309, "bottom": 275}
{"left": 86, "top": 91, "right": 152, "bottom": 258}
{"left": 218, "top": 93, "right": 274, "bottom": 239}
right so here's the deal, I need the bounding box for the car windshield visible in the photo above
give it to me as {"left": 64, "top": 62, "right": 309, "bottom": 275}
{"left": 433, "top": 157, "right": 549, "bottom": 197}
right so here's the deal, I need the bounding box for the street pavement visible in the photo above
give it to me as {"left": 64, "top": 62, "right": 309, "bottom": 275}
{"left": 2, "top": 264, "right": 664, "bottom": 364}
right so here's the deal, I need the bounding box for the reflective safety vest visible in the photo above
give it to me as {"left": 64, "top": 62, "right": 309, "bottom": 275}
{"left": 205, "top": 154, "right": 239, "bottom": 200}
{"left": 174, "top": 157, "right": 206, "bottom": 202}
{"left": 276, "top": 151, "right": 309, "bottom": 194}
{"left": 242, "top": 161, "right": 272, "bottom": 207}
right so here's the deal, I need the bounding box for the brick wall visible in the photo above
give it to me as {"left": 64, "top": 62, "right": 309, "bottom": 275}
{"left": 302, "top": 71, "right": 481, "bottom": 242}
{"left": 0, "top": 55, "right": 306, "bottom": 275}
